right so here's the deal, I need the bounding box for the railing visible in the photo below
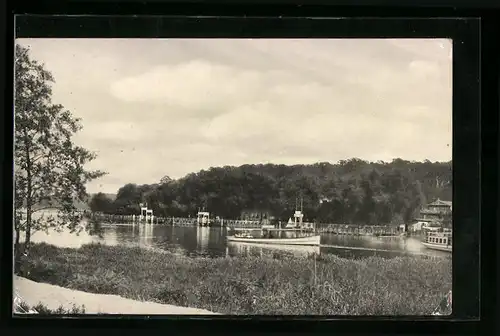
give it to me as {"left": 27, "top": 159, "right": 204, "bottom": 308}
{"left": 224, "top": 220, "right": 262, "bottom": 228}
{"left": 315, "top": 224, "right": 400, "bottom": 236}
{"left": 89, "top": 214, "right": 267, "bottom": 227}
{"left": 169, "top": 218, "right": 198, "bottom": 225}
{"left": 420, "top": 209, "right": 452, "bottom": 215}
{"left": 87, "top": 215, "right": 404, "bottom": 236}
{"left": 90, "top": 213, "right": 170, "bottom": 224}
{"left": 426, "top": 231, "right": 452, "bottom": 237}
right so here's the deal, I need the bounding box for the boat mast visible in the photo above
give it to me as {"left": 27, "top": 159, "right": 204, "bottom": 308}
{"left": 293, "top": 195, "right": 298, "bottom": 229}
{"left": 300, "top": 195, "right": 304, "bottom": 228}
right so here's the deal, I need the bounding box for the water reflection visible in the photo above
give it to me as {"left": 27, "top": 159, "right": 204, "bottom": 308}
{"left": 23, "top": 228, "right": 98, "bottom": 248}
{"left": 228, "top": 242, "right": 320, "bottom": 258}
{"left": 197, "top": 226, "right": 210, "bottom": 253}
{"left": 320, "top": 234, "right": 431, "bottom": 254}
{"left": 25, "top": 224, "right": 451, "bottom": 260}
{"left": 138, "top": 224, "right": 154, "bottom": 247}
{"left": 398, "top": 237, "right": 419, "bottom": 252}
{"left": 103, "top": 228, "right": 119, "bottom": 246}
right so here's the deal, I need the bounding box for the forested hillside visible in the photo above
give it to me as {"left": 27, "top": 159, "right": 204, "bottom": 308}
{"left": 89, "top": 158, "right": 452, "bottom": 226}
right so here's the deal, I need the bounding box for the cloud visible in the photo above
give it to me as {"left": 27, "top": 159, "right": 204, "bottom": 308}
{"left": 110, "top": 60, "right": 261, "bottom": 110}
{"left": 388, "top": 39, "right": 452, "bottom": 62}
{"left": 16, "top": 38, "right": 452, "bottom": 193}
{"left": 408, "top": 60, "right": 441, "bottom": 80}
{"left": 108, "top": 60, "right": 348, "bottom": 118}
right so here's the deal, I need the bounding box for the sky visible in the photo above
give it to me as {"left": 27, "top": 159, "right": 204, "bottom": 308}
{"left": 16, "top": 38, "right": 452, "bottom": 194}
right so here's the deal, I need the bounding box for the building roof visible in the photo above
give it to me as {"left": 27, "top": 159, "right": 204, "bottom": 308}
{"left": 414, "top": 218, "right": 433, "bottom": 222}
{"left": 241, "top": 209, "right": 272, "bottom": 213}
{"left": 428, "top": 198, "right": 452, "bottom": 207}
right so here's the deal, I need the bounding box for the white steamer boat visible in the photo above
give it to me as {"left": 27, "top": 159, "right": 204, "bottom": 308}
{"left": 227, "top": 233, "right": 321, "bottom": 246}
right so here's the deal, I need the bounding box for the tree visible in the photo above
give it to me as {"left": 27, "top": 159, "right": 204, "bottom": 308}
{"left": 160, "top": 175, "right": 173, "bottom": 184}
{"left": 360, "top": 178, "right": 376, "bottom": 225}
{"left": 113, "top": 183, "right": 142, "bottom": 215}
{"left": 107, "top": 160, "right": 452, "bottom": 225}
{"left": 89, "top": 193, "right": 114, "bottom": 213}
{"left": 14, "top": 44, "right": 106, "bottom": 261}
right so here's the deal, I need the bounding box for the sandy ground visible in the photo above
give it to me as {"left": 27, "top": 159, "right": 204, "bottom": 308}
{"left": 14, "top": 276, "right": 217, "bottom": 315}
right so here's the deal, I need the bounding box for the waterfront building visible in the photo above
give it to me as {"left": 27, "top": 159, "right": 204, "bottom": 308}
{"left": 412, "top": 198, "right": 452, "bottom": 232}
{"left": 16, "top": 197, "right": 90, "bottom": 221}
{"left": 318, "top": 197, "right": 333, "bottom": 204}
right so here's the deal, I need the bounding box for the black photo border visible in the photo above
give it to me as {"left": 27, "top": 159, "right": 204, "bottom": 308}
{"left": 2, "top": 5, "right": 490, "bottom": 335}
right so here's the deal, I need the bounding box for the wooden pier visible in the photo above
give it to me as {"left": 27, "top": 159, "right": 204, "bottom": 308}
{"left": 89, "top": 213, "right": 169, "bottom": 225}
{"left": 89, "top": 213, "right": 207, "bottom": 226}
{"left": 169, "top": 217, "right": 197, "bottom": 226}
{"left": 316, "top": 224, "right": 400, "bottom": 236}
{"left": 88, "top": 214, "right": 401, "bottom": 236}
{"left": 223, "top": 219, "right": 261, "bottom": 229}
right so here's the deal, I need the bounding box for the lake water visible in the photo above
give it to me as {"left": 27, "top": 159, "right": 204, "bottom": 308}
{"left": 28, "top": 224, "right": 451, "bottom": 260}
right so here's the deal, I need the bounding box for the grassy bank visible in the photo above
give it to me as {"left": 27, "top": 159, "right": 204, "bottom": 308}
{"left": 18, "top": 243, "right": 451, "bottom": 315}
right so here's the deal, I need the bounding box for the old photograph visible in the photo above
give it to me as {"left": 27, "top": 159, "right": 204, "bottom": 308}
{"left": 14, "top": 38, "right": 452, "bottom": 315}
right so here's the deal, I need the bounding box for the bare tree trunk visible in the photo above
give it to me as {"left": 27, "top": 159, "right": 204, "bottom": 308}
{"left": 14, "top": 223, "right": 21, "bottom": 273}
{"left": 14, "top": 224, "right": 20, "bottom": 254}
{"left": 24, "top": 198, "right": 32, "bottom": 255}
{"left": 23, "top": 136, "right": 33, "bottom": 256}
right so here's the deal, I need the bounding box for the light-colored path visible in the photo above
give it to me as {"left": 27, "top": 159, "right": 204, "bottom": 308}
{"left": 14, "top": 276, "right": 217, "bottom": 315}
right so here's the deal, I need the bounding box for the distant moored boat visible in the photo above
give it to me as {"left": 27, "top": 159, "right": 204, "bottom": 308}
{"left": 421, "top": 231, "right": 452, "bottom": 253}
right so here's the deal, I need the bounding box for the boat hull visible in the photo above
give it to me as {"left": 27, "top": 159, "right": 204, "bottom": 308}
{"left": 228, "top": 241, "right": 320, "bottom": 255}
{"left": 422, "top": 242, "right": 452, "bottom": 252}
{"left": 227, "top": 235, "right": 321, "bottom": 246}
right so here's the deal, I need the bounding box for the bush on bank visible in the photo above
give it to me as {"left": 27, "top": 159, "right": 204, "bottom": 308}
{"left": 14, "top": 299, "right": 86, "bottom": 315}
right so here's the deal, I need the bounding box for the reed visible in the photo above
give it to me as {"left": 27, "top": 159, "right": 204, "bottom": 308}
{"left": 18, "top": 242, "right": 452, "bottom": 315}
{"left": 15, "top": 299, "right": 86, "bottom": 314}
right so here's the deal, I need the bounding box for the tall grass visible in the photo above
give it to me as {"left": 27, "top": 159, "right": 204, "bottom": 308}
{"left": 18, "top": 242, "right": 451, "bottom": 315}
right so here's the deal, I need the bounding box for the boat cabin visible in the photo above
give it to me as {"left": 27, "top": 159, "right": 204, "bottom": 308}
{"left": 240, "top": 209, "right": 273, "bottom": 222}
{"left": 426, "top": 232, "right": 452, "bottom": 246}
{"left": 234, "top": 230, "right": 255, "bottom": 238}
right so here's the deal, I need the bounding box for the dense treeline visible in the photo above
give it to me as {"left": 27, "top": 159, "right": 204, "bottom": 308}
{"left": 89, "top": 158, "right": 452, "bottom": 226}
